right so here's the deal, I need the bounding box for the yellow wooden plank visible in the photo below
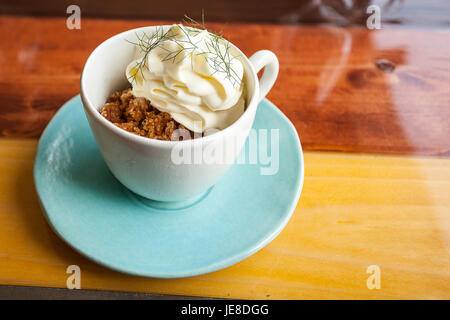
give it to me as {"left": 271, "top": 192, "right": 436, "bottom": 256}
{"left": 0, "top": 138, "right": 449, "bottom": 299}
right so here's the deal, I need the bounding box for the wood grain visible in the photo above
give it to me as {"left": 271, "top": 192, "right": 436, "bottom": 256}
{"left": 2, "top": 0, "right": 450, "bottom": 27}
{"left": 0, "top": 16, "right": 450, "bottom": 155}
{"left": 0, "top": 138, "right": 449, "bottom": 299}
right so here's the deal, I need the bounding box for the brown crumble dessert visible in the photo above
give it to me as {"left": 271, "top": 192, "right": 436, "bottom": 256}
{"left": 100, "top": 88, "right": 194, "bottom": 141}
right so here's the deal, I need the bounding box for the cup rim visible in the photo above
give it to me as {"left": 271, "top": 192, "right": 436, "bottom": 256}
{"left": 80, "top": 24, "right": 260, "bottom": 148}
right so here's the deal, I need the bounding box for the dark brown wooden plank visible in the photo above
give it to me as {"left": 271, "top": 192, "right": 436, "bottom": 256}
{"left": 0, "top": 285, "right": 214, "bottom": 300}
{"left": 0, "top": 16, "right": 449, "bottom": 155}
{"left": 1, "top": 0, "right": 450, "bottom": 27}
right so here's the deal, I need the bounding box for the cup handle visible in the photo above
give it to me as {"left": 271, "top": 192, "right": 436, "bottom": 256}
{"left": 249, "top": 50, "right": 279, "bottom": 102}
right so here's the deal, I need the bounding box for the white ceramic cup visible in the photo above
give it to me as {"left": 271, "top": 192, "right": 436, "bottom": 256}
{"left": 80, "top": 25, "right": 279, "bottom": 202}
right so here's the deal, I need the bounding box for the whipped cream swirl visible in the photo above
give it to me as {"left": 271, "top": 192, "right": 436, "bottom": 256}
{"left": 125, "top": 25, "right": 246, "bottom": 133}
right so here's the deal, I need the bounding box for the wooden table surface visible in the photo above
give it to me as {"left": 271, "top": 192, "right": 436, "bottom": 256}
{"left": 0, "top": 15, "right": 449, "bottom": 299}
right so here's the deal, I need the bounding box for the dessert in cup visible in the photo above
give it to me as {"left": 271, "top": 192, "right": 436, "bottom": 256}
{"left": 81, "top": 23, "right": 279, "bottom": 202}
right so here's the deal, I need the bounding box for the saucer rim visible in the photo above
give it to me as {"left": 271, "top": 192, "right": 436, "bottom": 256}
{"left": 34, "top": 95, "right": 304, "bottom": 278}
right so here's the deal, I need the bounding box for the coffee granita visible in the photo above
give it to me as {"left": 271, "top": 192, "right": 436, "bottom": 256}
{"left": 100, "top": 89, "right": 193, "bottom": 141}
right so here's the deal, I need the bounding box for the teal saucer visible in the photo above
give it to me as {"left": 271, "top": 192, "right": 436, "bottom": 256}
{"left": 34, "top": 95, "right": 304, "bottom": 278}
